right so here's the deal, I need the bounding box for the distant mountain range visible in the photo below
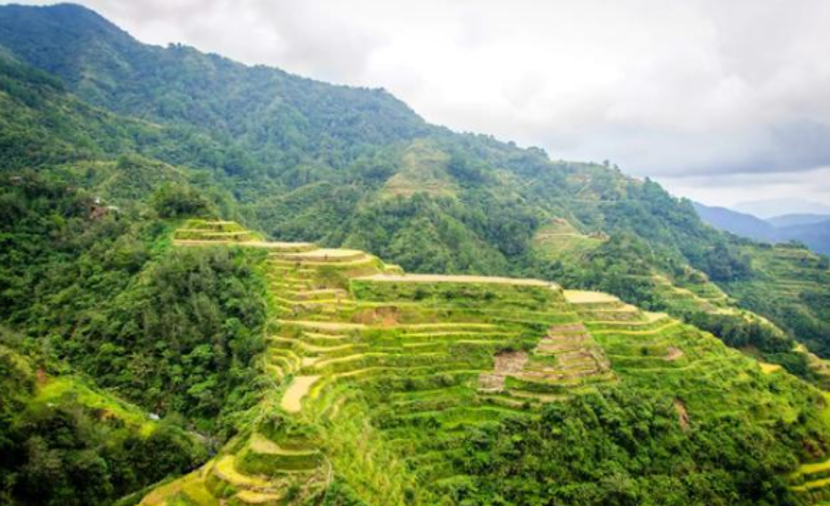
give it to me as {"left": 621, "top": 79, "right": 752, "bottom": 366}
{"left": 694, "top": 202, "right": 830, "bottom": 255}
{"left": 734, "top": 198, "right": 830, "bottom": 219}
{"left": 2, "top": 6, "right": 830, "bottom": 505}
{"left": 768, "top": 213, "right": 830, "bottom": 228}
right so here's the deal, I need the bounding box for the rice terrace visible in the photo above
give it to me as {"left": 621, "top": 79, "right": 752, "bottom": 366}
{"left": 2, "top": 3, "right": 830, "bottom": 505}
{"left": 133, "top": 220, "right": 830, "bottom": 505}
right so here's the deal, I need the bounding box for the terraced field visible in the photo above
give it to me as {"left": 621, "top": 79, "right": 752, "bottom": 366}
{"left": 724, "top": 244, "right": 830, "bottom": 348}
{"left": 379, "top": 139, "right": 459, "bottom": 199}
{"left": 788, "top": 393, "right": 830, "bottom": 505}
{"left": 650, "top": 273, "right": 733, "bottom": 314}
{"left": 531, "top": 218, "right": 739, "bottom": 318}
{"left": 145, "top": 220, "right": 828, "bottom": 505}
{"left": 532, "top": 218, "right": 606, "bottom": 264}
{"left": 531, "top": 218, "right": 830, "bottom": 388}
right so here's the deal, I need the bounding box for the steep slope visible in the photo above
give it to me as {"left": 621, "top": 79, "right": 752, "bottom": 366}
{"left": 0, "top": 3, "right": 430, "bottom": 177}
{"left": 138, "top": 221, "right": 830, "bottom": 506}
{"left": 529, "top": 218, "right": 830, "bottom": 388}
{"left": 0, "top": 51, "right": 150, "bottom": 170}
{"left": 0, "top": 173, "right": 273, "bottom": 504}
{"left": 0, "top": 4, "right": 732, "bottom": 275}
{"left": 1, "top": 6, "right": 830, "bottom": 504}
{"left": 2, "top": 3, "right": 829, "bottom": 381}
{"left": 0, "top": 331, "right": 207, "bottom": 505}
{"left": 722, "top": 243, "right": 830, "bottom": 355}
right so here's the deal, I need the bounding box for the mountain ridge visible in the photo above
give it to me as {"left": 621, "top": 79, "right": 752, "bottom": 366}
{"left": 1, "top": 2, "right": 827, "bottom": 362}
{"left": 693, "top": 201, "right": 775, "bottom": 239}
{"left": 694, "top": 201, "right": 830, "bottom": 256}
{"left": 3, "top": 1, "right": 828, "bottom": 369}
{"left": 2, "top": 5, "right": 830, "bottom": 504}
{"left": 735, "top": 198, "right": 830, "bottom": 219}
{"left": 769, "top": 214, "right": 830, "bottom": 228}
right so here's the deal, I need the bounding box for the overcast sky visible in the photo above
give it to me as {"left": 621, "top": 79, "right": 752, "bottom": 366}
{"left": 16, "top": 0, "right": 830, "bottom": 207}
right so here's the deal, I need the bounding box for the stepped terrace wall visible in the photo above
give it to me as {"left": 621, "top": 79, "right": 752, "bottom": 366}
{"left": 141, "top": 221, "right": 830, "bottom": 506}
{"left": 351, "top": 274, "right": 565, "bottom": 309}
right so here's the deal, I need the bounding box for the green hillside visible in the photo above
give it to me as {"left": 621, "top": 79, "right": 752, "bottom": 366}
{"left": 4, "top": 4, "right": 827, "bottom": 370}
{"left": 0, "top": 330, "right": 207, "bottom": 506}
{"left": 1, "top": 4, "right": 830, "bottom": 505}
{"left": 528, "top": 217, "right": 830, "bottom": 384}
{"left": 136, "top": 221, "right": 830, "bottom": 505}
{"left": 722, "top": 243, "right": 830, "bottom": 354}
{"left": 0, "top": 5, "right": 741, "bottom": 272}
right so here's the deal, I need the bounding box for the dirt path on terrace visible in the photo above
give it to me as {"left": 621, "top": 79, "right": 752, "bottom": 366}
{"left": 564, "top": 290, "right": 619, "bottom": 303}
{"left": 357, "top": 273, "right": 553, "bottom": 286}
{"left": 281, "top": 376, "right": 320, "bottom": 413}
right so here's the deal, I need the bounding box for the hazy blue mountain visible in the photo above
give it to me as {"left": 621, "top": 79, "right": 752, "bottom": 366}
{"left": 735, "top": 198, "right": 830, "bottom": 219}
{"left": 777, "top": 220, "right": 830, "bottom": 256}
{"left": 693, "top": 202, "right": 774, "bottom": 241}
{"left": 694, "top": 202, "right": 829, "bottom": 255}
{"left": 768, "top": 213, "right": 830, "bottom": 228}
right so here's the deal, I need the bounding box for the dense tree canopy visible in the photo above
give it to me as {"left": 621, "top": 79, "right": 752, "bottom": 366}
{"left": 0, "top": 4, "right": 829, "bottom": 505}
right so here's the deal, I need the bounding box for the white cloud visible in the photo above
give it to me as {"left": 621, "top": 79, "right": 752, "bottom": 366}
{"left": 13, "top": 0, "right": 830, "bottom": 205}
{"left": 656, "top": 166, "right": 830, "bottom": 208}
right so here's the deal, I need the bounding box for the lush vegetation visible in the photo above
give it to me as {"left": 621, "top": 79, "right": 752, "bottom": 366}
{"left": 452, "top": 390, "right": 811, "bottom": 506}
{"left": 0, "top": 334, "right": 207, "bottom": 506}
{"left": 1, "top": 4, "right": 830, "bottom": 505}
{"left": 0, "top": 174, "right": 268, "bottom": 504}
{"left": 0, "top": 170, "right": 267, "bottom": 426}
{"left": 134, "top": 222, "right": 830, "bottom": 506}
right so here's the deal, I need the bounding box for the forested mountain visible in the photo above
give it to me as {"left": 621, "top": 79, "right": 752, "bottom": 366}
{"left": 1, "top": 3, "right": 830, "bottom": 505}
{"left": 10, "top": 2, "right": 821, "bottom": 370}
{"left": 0, "top": 5, "right": 762, "bottom": 278}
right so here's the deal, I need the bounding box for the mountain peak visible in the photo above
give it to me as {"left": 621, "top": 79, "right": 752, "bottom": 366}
{"left": 0, "top": 3, "right": 136, "bottom": 75}
{"left": 0, "top": 3, "right": 121, "bottom": 32}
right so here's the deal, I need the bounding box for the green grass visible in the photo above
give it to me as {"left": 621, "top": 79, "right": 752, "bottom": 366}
{"left": 34, "top": 376, "right": 157, "bottom": 436}
{"left": 532, "top": 219, "right": 605, "bottom": 263}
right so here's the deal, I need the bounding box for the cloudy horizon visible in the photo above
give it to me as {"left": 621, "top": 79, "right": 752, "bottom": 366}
{"left": 11, "top": 0, "right": 830, "bottom": 208}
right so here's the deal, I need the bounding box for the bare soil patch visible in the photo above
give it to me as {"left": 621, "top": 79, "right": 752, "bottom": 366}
{"left": 674, "top": 398, "right": 690, "bottom": 431}
{"left": 478, "top": 351, "right": 529, "bottom": 392}
{"left": 547, "top": 323, "right": 588, "bottom": 334}
{"left": 494, "top": 351, "right": 529, "bottom": 374}
{"left": 664, "top": 347, "right": 684, "bottom": 361}
{"left": 352, "top": 306, "right": 401, "bottom": 326}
